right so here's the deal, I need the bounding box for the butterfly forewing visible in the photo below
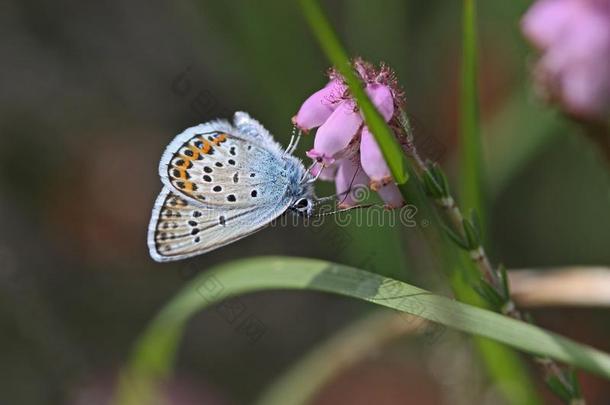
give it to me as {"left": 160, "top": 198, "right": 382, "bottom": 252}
{"left": 160, "top": 125, "right": 285, "bottom": 208}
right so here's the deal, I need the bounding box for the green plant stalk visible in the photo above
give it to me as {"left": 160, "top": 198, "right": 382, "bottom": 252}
{"left": 299, "top": 0, "right": 409, "bottom": 185}
{"left": 457, "top": 2, "right": 544, "bottom": 401}
{"left": 406, "top": 95, "right": 543, "bottom": 405}
{"left": 422, "top": 193, "right": 540, "bottom": 405}
{"left": 400, "top": 121, "right": 584, "bottom": 402}
{"left": 460, "top": 0, "right": 486, "bottom": 224}
{"left": 115, "top": 257, "right": 610, "bottom": 405}
{"left": 450, "top": 267, "right": 541, "bottom": 405}
{"left": 461, "top": 1, "right": 574, "bottom": 400}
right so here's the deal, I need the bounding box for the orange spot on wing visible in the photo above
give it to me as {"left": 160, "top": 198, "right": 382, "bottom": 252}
{"left": 214, "top": 133, "right": 228, "bottom": 144}
{"left": 187, "top": 145, "right": 201, "bottom": 159}
{"left": 201, "top": 140, "right": 212, "bottom": 154}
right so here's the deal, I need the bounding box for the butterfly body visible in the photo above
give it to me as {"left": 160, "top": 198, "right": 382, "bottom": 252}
{"left": 148, "top": 112, "right": 314, "bottom": 262}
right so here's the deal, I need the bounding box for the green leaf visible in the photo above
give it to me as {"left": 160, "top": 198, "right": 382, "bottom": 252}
{"left": 115, "top": 257, "right": 610, "bottom": 405}
{"left": 474, "top": 280, "right": 504, "bottom": 310}
{"left": 462, "top": 216, "right": 480, "bottom": 250}
{"left": 298, "top": 0, "right": 409, "bottom": 185}
{"left": 430, "top": 163, "right": 451, "bottom": 198}
{"left": 460, "top": 0, "right": 486, "bottom": 226}
{"left": 469, "top": 209, "right": 482, "bottom": 241}
{"left": 422, "top": 169, "right": 444, "bottom": 199}
{"left": 545, "top": 374, "right": 574, "bottom": 403}
{"left": 440, "top": 222, "right": 469, "bottom": 250}
{"left": 568, "top": 369, "right": 582, "bottom": 398}
{"left": 498, "top": 263, "right": 510, "bottom": 300}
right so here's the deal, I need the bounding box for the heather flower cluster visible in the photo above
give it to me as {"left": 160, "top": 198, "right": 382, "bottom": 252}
{"left": 522, "top": 0, "right": 610, "bottom": 121}
{"left": 293, "top": 59, "right": 406, "bottom": 208}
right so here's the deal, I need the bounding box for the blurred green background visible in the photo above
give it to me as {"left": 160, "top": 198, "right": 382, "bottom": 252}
{"left": 1, "top": 1, "right": 609, "bottom": 404}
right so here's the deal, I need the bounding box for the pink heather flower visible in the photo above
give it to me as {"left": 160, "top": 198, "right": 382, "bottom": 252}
{"left": 292, "top": 79, "right": 347, "bottom": 131}
{"left": 522, "top": 0, "right": 610, "bottom": 121}
{"left": 294, "top": 59, "right": 406, "bottom": 208}
{"left": 334, "top": 157, "right": 371, "bottom": 208}
{"left": 360, "top": 126, "right": 392, "bottom": 190}
{"left": 309, "top": 98, "right": 362, "bottom": 163}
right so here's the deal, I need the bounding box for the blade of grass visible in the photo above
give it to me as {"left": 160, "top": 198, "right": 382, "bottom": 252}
{"left": 456, "top": 2, "right": 538, "bottom": 402}
{"left": 460, "top": 0, "right": 485, "bottom": 223}
{"left": 298, "top": 0, "right": 409, "bottom": 185}
{"left": 114, "top": 256, "right": 610, "bottom": 405}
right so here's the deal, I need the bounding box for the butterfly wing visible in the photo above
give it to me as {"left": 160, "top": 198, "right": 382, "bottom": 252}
{"left": 149, "top": 113, "right": 307, "bottom": 261}
{"left": 158, "top": 114, "right": 286, "bottom": 207}
{"left": 233, "top": 111, "right": 279, "bottom": 145}
{"left": 148, "top": 187, "right": 292, "bottom": 261}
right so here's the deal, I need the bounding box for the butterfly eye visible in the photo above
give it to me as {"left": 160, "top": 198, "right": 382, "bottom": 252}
{"left": 294, "top": 198, "right": 311, "bottom": 215}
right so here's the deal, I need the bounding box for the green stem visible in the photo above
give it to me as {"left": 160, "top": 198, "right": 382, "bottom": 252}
{"left": 400, "top": 117, "right": 584, "bottom": 403}
{"left": 460, "top": 0, "right": 486, "bottom": 224}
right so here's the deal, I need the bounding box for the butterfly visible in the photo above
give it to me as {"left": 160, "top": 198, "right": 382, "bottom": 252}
{"left": 147, "top": 112, "right": 315, "bottom": 262}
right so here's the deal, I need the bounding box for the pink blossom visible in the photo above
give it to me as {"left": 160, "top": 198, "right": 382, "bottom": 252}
{"left": 309, "top": 99, "right": 362, "bottom": 163}
{"left": 292, "top": 79, "right": 346, "bottom": 131}
{"left": 294, "top": 59, "right": 406, "bottom": 208}
{"left": 366, "top": 83, "right": 394, "bottom": 121}
{"left": 522, "top": 0, "right": 610, "bottom": 120}
{"left": 376, "top": 182, "right": 404, "bottom": 209}
{"left": 334, "top": 157, "right": 370, "bottom": 208}
{"left": 360, "top": 126, "right": 392, "bottom": 191}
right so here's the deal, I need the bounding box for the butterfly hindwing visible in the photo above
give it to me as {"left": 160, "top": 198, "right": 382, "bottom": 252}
{"left": 148, "top": 187, "right": 292, "bottom": 261}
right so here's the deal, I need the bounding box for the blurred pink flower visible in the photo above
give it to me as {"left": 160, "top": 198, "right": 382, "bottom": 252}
{"left": 522, "top": 0, "right": 610, "bottom": 121}
{"left": 293, "top": 59, "right": 406, "bottom": 208}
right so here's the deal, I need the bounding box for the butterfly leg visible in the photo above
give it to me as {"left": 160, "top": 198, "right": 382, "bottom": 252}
{"left": 307, "top": 162, "right": 324, "bottom": 183}
{"left": 300, "top": 160, "right": 318, "bottom": 183}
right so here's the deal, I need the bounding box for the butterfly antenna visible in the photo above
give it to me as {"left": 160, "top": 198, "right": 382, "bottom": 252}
{"left": 284, "top": 126, "right": 301, "bottom": 155}
{"left": 312, "top": 204, "right": 374, "bottom": 218}
{"left": 284, "top": 126, "right": 296, "bottom": 155}
{"left": 288, "top": 129, "right": 302, "bottom": 155}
